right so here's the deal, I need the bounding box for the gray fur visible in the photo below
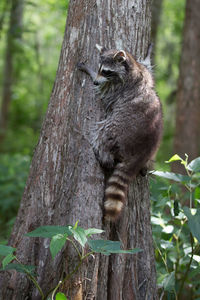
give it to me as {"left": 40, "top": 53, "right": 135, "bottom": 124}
{"left": 78, "top": 45, "right": 163, "bottom": 220}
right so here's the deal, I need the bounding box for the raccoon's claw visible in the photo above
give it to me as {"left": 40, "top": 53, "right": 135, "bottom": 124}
{"left": 77, "top": 62, "right": 87, "bottom": 72}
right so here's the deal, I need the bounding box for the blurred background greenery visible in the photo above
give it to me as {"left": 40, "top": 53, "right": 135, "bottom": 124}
{"left": 0, "top": 0, "right": 185, "bottom": 240}
{"left": 0, "top": 0, "right": 68, "bottom": 241}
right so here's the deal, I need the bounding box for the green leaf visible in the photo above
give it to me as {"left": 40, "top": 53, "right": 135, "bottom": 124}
{"left": 166, "top": 154, "right": 183, "bottom": 163}
{"left": 88, "top": 239, "right": 120, "bottom": 255}
{"left": 55, "top": 292, "right": 68, "bottom": 300}
{"left": 70, "top": 226, "right": 87, "bottom": 247}
{"left": 160, "top": 240, "right": 174, "bottom": 250}
{"left": 162, "top": 271, "right": 175, "bottom": 292}
{"left": 88, "top": 240, "right": 141, "bottom": 255}
{"left": 1, "top": 263, "right": 36, "bottom": 275}
{"left": 73, "top": 220, "right": 79, "bottom": 230}
{"left": 187, "top": 157, "right": 200, "bottom": 172}
{"left": 50, "top": 234, "right": 67, "bottom": 259}
{"left": 0, "top": 245, "right": 16, "bottom": 256}
{"left": 183, "top": 207, "right": 200, "bottom": 243}
{"left": 84, "top": 228, "right": 104, "bottom": 237}
{"left": 153, "top": 171, "right": 190, "bottom": 183}
{"left": 194, "top": 187, "right": 200, "bottom": 201}
{"left": 25, "top": 226, "right": 72, "bottom": 238}
{"left": 113, "top": 248, "right": 142, "bottom": 254}
{"left": 2, "top": 254, "right": 16, "bottom": 269}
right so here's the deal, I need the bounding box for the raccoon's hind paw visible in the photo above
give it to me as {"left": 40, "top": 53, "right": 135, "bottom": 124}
{"left": 93, "top": 147, "right": 115, "bottom": 170}
{"left": 139, "top": 167, "right": 148, "bottom": 177}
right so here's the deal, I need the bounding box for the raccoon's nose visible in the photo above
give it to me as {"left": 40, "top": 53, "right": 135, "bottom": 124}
{"left": 93, "top": 80, "right": 99, "bottom": 86}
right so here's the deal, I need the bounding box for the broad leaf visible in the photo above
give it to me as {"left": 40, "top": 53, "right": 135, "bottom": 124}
{"left": 50, "top": 234, "right": 67, "bottom": 259}
{"left": 0, "top": 245, "right": 16, "bottom": 256}
{"left": 187, "top": 157, "right": 200, "bottom": 172}
{"left": 88, "top": 239, "right": 121, "bottom": 254}
{"left": 183, "top": 207, "right": 200, "bottom": 243}
{"left": 70, "top": 226, "right": 87, "bottom": 247}
{"left": 162, "top": 271, "right": 175, "bottom": 292}
{"left": 153, "top": 171, "right": 190, "bottom": 183}
{"left": 1, "top": 263, "right": 36, "bottom": 275}
{"left": 25, "top": 226, "right": 72, "bottom": 238}
{"left": 2, "top": 254, "right": 15, "bottom": 269}
{"left": 56, "top": 292, "right": 68, "bottom": 300}
{"left": 84, "top": 228, "right": 104, "bottom": 237}
{"left": 88, "top": 239, "right": 141, "bottom": 255}
{"left": 113, "top": 248, "right": 142, "bottom": 254}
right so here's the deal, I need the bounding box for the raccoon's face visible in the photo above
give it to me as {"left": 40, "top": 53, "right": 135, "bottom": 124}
{"left": 94, "top": 45, "right": 129, "bottom": 86}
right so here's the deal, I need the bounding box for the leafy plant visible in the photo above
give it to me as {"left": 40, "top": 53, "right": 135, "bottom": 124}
{"left": 151, "top": 154, "right": 200, "bottom": 299}
{"left": 0, "top": 154, "right": 30, "bottom": 242}
{"left": 0, "top": 222, "right": 141, "bottom": 300}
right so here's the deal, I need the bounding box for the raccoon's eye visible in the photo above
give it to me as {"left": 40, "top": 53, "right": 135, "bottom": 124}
{"left": 101, "top": 69, "right": 114, "bottom": 77}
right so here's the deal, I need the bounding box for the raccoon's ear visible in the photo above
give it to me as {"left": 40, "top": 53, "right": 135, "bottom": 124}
{"left": 113, "top": 50, "right": 127, "bottom": 63}
{"left": 96, "top": 44, "right": 107, "bottom": 53}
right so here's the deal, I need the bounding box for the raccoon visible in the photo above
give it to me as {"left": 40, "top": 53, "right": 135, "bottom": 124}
{"left": 78, "top": 44, "right": 163, "bottom": 221}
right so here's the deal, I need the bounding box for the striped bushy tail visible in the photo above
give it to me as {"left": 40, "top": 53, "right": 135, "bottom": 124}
{"left": 104, "top": 163, "right": 132, "bottom": 221}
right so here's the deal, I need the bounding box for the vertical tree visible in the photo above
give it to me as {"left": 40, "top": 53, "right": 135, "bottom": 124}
{"left": 0, "top": 0, "right": 24, "bottom": 145}
{"left": 0, "top": 0, "right": 158, "bottom": 299}
{"left": 151, "top": 0, "right": 163, "bottom": 63}
{"left": 173, "top": 0, "right": 200, "bottom": 173}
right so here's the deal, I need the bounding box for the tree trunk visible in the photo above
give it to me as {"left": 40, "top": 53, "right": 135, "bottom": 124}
{"left": 0, "top": 1, "right": 158, "bottom": 299}
{"left": 172, "top": 0, "right": 200, "bottom": 173}
{"left": 0, "top": 0, "right": 24, "bottom": 146}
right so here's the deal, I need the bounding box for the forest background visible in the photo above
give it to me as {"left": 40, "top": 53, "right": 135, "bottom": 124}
{"left": 1, "top": 0, "right": 200, "bottom": 298}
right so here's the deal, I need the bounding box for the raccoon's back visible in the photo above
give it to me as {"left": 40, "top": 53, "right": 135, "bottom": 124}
{"left": 111, "top": 93, "right": 163, "bottom": 159}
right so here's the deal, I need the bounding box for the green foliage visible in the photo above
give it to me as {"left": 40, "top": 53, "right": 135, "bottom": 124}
{"left": 151, "top": 155, "right": 200, "bottom": 298}
{"left": 0, "top": 223, "right": 139, "bottom": 299}
{"left": 0, "top": 153, "right": 30, "bottom": 242}
{"left": 88, "top": 240, "right": 141, "bottom": 256}
{"left": 154, "top": 0, "right": 186, "bottom": 165}
{"left": 50, "top": 234, "right": 68, "bottom": 260}
{"left": 55, "top": 293, "right": 67, "bottom": 300}
{"left": 2, "top": 253, "right": 16, "bottom": 269}
{"left": 0, "top": 0, "right": 68, "bottom": 154}
{"left": 183, "top": 208, "right": 200, "bottom": 244}
{"left": 2, "top": 263, "right": 36, "bottom": 276}
{"left": 0, "top": 0, "right": 68, "bottom": 243}
{"left": 25, "top": 225, "right": 72, "bottom": 238}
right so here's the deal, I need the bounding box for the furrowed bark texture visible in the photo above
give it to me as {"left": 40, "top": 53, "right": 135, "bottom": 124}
{"left": 173, "top": 0, "right": 200, "bottom": 173}
{"left": 0, "top": 0, "right": 157, "bottom": 299}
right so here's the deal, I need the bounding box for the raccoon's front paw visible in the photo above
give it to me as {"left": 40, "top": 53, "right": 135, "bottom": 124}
{"left": 77, "top": 62, "right": 86, "bottom": 72}
{"left": 93, "top": 148, "right": 115, "bottom": 170}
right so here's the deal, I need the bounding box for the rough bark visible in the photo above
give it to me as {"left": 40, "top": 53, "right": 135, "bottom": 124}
{"left": 172, "top": 0, "right": 200, "bottom": 173}
{"left": 0, "top": 0, "right": 24, "bottom": 146}
{"left": 0, "top": 0, "right": 158, "bottom": 299}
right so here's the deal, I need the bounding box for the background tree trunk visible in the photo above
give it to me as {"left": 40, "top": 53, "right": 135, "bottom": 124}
{"left": 172, "top": 0, "right": 200, "bottom": 173}
{"left": 151, "top": 0, "right": 163, "bottom": 63}
{"left": 0, "top": 0, "right": 24, "bottom": 146}
{"left": 0, "top": 0, "right": 10, "bottom": 39}
{"left": 0, "top": 1, "right": 158, "bottom": 299}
